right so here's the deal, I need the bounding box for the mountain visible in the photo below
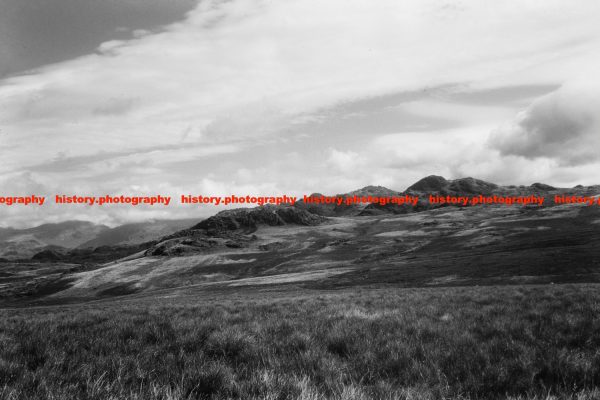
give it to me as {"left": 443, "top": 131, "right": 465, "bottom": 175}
{"left": 0, "top": 220, "right": 109, "bottom": 247}
{"left": 406, "top": 175, "right": 498, "bottom": 194}
{"left": 128, "top": 176, "right": 600, "bottom": 262}
{"left": 345, "top": 185, "right": 402, "bottom": 197}
{"left": 12, "top": 175, "right": 599, "bottom": 304}
{"left": 294, "top": 185, "right": 401, "bottom": 216}
{"left": 0, "top": 221, "right": 110, "bottom": 259}
{"left": 294, "top": 178, "right": 506, "bottom": 216}
{"left": 78, "top": 219, "right": 198, "bottom": 248}
{"left": 4, "top": 175, "right": 600, "bottom": 304}
{"left": 0, "top": 219, "right": 200, "bottom": 260}
{"left": 192, "top": 205, "right": 325, "bottom": 234}
{"left": 530, "top": 182, "right": 557, "bottom": 191}
{"left": 3, "top": 175, "right": 594, "bottom": 262}
{"left": 143, "top": 205, "right": 325, "bottom": 256}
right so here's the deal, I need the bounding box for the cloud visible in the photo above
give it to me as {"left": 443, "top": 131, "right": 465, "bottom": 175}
{"left": 93, "top": 97, "right": 139, "bottom": 116}
{"left": 326, "top": 149, "right": 362, "bottom": 171}
{"left": 1, "top": 0, "right": 600, "bottom": 226}
{"left": 0, "top": 0, "right": 198, "bottom": 76}
{"left": 489, "top": 83, "right": 600, "bottom": 166}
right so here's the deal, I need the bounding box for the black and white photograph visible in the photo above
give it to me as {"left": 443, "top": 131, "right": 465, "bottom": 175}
{"left": 1, "top": 1, "right": 600, "bottom": 399}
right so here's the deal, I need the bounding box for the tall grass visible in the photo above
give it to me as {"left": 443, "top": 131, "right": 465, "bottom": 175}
{"left": 1, "top": 284, "right": 600, "bottom": 399}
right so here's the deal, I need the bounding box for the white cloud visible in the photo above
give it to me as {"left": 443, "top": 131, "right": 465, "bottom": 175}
{"left": 1, "top": 0, "right": 600, "bottom": 226}
{"left": 326, "top": 149, "right": 362, "bottom": 171}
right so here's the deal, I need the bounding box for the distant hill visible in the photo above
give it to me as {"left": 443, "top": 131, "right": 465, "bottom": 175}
{"left": 0, "top": 220, "right": 109, "bottom": 247}
{"left": 78, "top": 219, "right": 198, "bottom": 249}
{"left": 4, "top": 175, "right": 600, "bottom": 262}
{"left": 0, "top": 221, "right": 109, "bottom": 259}
{"left": 0, "top": 219, "right": 199, "bottom": 260}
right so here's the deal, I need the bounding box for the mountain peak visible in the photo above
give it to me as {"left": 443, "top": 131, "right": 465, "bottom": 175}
{"left": 530, "top": 182, "right": 556, "bottom": 191}
{"left": 346, "top": 185, "right": 399, "bottom": 197}
{"left": 448, "top": 177, "right": 498, "bottom": 194}
{"left": 406, "top": 175, "right": 448, "bottom": 192}
{"left": 406, "top": 175, "right": 498, "bottom": 194}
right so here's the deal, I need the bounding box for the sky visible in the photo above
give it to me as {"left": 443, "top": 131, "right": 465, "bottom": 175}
{"left": 1, "top": 0, "right": 600, "bottom": 227}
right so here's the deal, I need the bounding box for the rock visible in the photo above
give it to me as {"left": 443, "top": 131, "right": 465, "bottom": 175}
{"left": 406, "top": 175, "right": 449, "bottom": 192}
{"left": 193, "top": 205, "right": 325, "bottom": 234}
{"left": 448, "top": 177, "right": 498, "bottom": 194}
{"left": 406, "top": 175, "right": 498, "bottom": 195}
{"left": 530, "top": 183, "right": 556, "bottom": 191}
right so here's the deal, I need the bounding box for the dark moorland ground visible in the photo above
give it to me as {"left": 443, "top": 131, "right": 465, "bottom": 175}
{"left": 1, "top": 283, "right": 600, "bottom": 400}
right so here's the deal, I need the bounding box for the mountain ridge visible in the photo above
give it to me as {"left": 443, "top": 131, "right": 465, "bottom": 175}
{"left": 3, "top": 175, "right": 600, "bottom": 261}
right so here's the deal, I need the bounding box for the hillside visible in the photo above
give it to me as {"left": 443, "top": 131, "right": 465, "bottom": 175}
{"left": 1, "top": 175, "right": 600, "bottom": 304}
{"left": 294, "top": 185, "right": 402, "bottom": 216}
{"left": 0, "top": 176, "right": 596, "bottom": 304}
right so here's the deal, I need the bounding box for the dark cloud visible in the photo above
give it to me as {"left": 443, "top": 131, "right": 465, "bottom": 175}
{"left": 489, "top": 88, "right": 598, "bottom": 166}
{"left": 0, "top": 0, "right": 198, "bottom": 77}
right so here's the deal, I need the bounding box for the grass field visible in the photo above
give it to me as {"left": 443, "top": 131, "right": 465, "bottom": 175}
{"left": 1, "top": 283, "right": 600, "bottom": 399}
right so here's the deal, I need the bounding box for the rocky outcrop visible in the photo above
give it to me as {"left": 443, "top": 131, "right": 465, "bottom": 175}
{"left": 294, "top": 186, "right": 403, "bottom": 217}
{"left": 407, "top": 176, "right": 498, "bottom": 195}
{"left": 406, "top": 175, "right": 449, "bottom": 192}
{"left": 193, "top": 205, "right": 325, "bottom": 235}
{"left": 530, "top": 183, "right": 556, "bottom": 191}
{"left": 448, "top": 177, "right": 498, "bottom": 194}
